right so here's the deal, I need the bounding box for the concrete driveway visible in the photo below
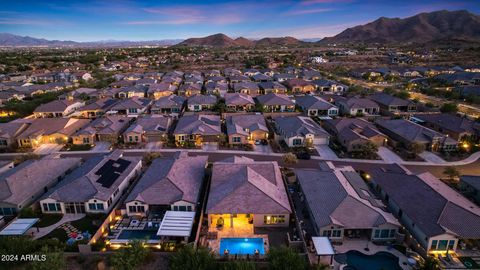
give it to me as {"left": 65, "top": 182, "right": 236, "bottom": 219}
{"left": 314, "top": 145, "right": 338, "bottom": 160}
{"left": 419, "top": 151, "right": 446, "bottom": 164}
{"left": 92, "top": 142, "right": 111, "bottom": 151}
{"left": 377, "top": 147, "right": 404, "bottom": 163}
{"left": 253, "top": 144, "right": 273, "bottom": 154}
{"left": 202, "top": 143, "right": 219, "bottom": 151}
{"left": 145, "top": 142, "right": 162, "bottom": 150}
{"left": 34, "top": 144, "right": 63, "bottom": 155}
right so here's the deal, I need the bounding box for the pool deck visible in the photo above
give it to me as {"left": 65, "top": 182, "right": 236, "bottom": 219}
{"left": 309, "top": 239, "right": 413, "bottom": 270}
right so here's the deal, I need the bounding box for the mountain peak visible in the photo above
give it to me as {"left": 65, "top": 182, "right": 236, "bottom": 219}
{"left": 320, "top": 10, "right": 480, "bottom": 44}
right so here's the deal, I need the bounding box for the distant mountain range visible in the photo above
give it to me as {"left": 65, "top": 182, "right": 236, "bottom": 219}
{"left": 176, "top": 33, "right": 304, "bottom": 47}
{"left": 0, "top": 33, "right": 182, "bottom": 47}
{"left": 320, "top": 10, "right": 480, "bottom": 44}
{"left": 1, "top": 10, "right": 479, "bottom": 47}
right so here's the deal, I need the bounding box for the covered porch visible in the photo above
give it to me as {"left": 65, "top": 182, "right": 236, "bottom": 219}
{"left": 208, "top": 214, "right": 254, "bottom": 238}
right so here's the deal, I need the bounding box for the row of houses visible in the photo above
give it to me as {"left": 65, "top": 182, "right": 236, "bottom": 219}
{"left": 2, "top": 151, "right": 479, "bottom": 256}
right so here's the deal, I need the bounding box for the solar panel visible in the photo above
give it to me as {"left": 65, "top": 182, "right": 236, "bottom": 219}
{"left": 95, "top": 158, "right": 132, "bottom": 188}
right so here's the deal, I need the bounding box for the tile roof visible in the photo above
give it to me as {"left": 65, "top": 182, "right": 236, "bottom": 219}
{"left": 173, "top": 114, "right": 221, "bottom": 135}
{"left": 207, "top": 157, "right": 291, "bottom": 214}
{"left": 371, "top": 170, "right": 480, "bottom": 238}
{"left": 413, "top": 113, "right": 476, "bottom": 134}
{"left": 275, "top": 116, "right": 329, "bottom": 139}
{"left": 224, "top": 93, "right": 254, "bottom": 106}
{"left": 125, "top": 153, "right": 207, "bottom": 205}
{"left": 187, "top": 94, "right": 217, "bottom": 106}
{"left": 256, "top": 93, "right": 294, "bottom": 106}
{"left": 125, "top": 115, "right": 171, "bottom": 134}
{"left": 33, "top": 100, "right": 82, "bottom": 113}
{"left": 226, "top": 114, "right": 268, "bottom": 136}
{"left": 295, "top": 95, "right": 337, "bottom": 110}
{"left": 17, "top": 118, "right": 90, "bottom": 139}
{"left": 0, "top": 155, "right": 81, "bottom": 206}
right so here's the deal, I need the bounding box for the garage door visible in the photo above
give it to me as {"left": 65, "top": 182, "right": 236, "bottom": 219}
{"left": 313, "top": 137, "right": 328, "bottom": 145}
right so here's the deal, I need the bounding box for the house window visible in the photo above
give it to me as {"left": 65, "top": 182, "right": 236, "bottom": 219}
{"left": 187, "top": 206, "right": 192, "bottom": 211}
{"left": 0, "top": 139, "right": 7, "bottom": 146}
{"left": 48, "top": 203, "right": 61, "bottom": 212}
{"left": 448, "top": 240, "right": 455, "bottom": 250}
{"left": 194, "top": 105, "right": 200, "bottom": 111}
{"left": 134, "top": 136, "right": 139, "bottom": 142}
{"left": 430, "top": 240, "right": 438, "bottom": 250}
{"left": 293, "top": 138, "right": 302, "bottom": 146}
{"left": 83, "top": 137, "right": 90, "bottom": 144}
{"left": 43, "top": 203, "right": 48, "bottom": 212}
{"left": 264, "top": 215, "right": 286, "bottom": 225}
{"left": 96, "top": 203, "right": 104, "bottom": 210}
{"left": 232, "top": 137, "right": 241, "bottom": 143}
{"left": 88, "top": 203, "right": 96, "bottom": 210}
{"left": 178, "top": 135, "right": 185, "bottom": 142}
{"left": 437, "top": 240, "right": 448, "bottom": 251}
{"left": 332, "top": 230, "right": 341, "bottom": 237}
{"left": 128, "top": 108, "right": 138, "bottom": 114}
{"left": 179, "top": 206, "right": 187, "bottom": 211}
{"left": 129, "top": 205, "right": 145, "bottom": 213}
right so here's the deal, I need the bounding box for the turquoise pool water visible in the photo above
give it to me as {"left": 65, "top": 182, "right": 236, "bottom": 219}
{"left": 117, "top": 230, "right": 160, "bottom": 240}
{"left": 335, "top": 250, "right": 402, "bottom": 270}
{"left": 219, "top": 238, "right": 265, "bottom": 255}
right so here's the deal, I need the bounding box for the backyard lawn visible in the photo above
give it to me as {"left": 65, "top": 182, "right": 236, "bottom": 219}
{"left": 42, "top": 228, "right": 68, "bottom": 242}
{"left": 71, "top": 214, "right": 106, "bottom": 234}
{"left": 36, "top": 214, "right": 63, "bottom": 227}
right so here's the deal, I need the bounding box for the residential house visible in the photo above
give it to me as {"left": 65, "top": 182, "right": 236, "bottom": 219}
{"left": 177, "top": 83, "right": 202, "bottom": 97}
{"left": 273, "top": 73, "right": 296, "bottom": 82}
{"left": 151, "top": 95, "right": 185, "bottom": 118}
{"left": 335, "top": 96, "right": 380, "bottom": 116}
{"left": 376, "top": 119, "right": 458, "bottom": 152}
{"left": 258, "top": 81, "right": 287, "bottom": 94}
{"left": 148, "top": 83, "right": 177, "bottom": 99}
{"left": 33, "top": 100, "right": 85, "bottom": 118}
{"left": 205, "top": 82, "right": 228, "bottom": 97}
{"left": 459, "top": 175, "right": 480, "bottom": 205}
{"left": 274, "top": 116, "right": 330, "bottom": 147}
{"left": 17, "top": 118, "right": 90, "bottom": 148}
{"left": 284, "top": 79, "right": 316, "bottom": 94}
{"left": 224, "top": 93, "right": 255, "bottom": 112}
{"left": 370, "top": 169, "right": 480, "bottom": 254}
{"left": 233, "top": 81, "right": 260, "bottom": 96}
{"left": 299, "top": 70, "right": 322, "bottom": 81}
{"left": 323, "top": 118, "right": 387, "bottom": 152}
{"left": 125, "top": 152, "right": 208, "bottom": 216}
{"left": 252, "top": 73, "right": 272, "bottom": 82}
{"left": 116, "top": 85, "right": 147, "bottom": 99}
{"left": 206, "top": 157, "right": 292, "bottom": 232}
{"left": 312, "top": 79, "right": 347, "bottom": 94}
{"left": 63, "top": 87, "right": 99, "bottom": 101}
{"left": 296, "top": 163, "right": 399, "bottom": 242}
{"left": 255, "top": 93, "right": 295, "bottom": 112}
{"left": 368, "top": 93, "right": 417, "bottom": 115}
{"left": 228, "top": 74, "right": 250, "bottom": 84}
{"left": 411, "top": 113, "right": 478, "bottom": 142}
{"left": 187, "top": 94, "right": 217, "bottom": 112}
{"left": 39, "top": 151, "right": 142, "bottom": 214}
{"left": 0, "top": 155, "right": 81, "bottom": 215}
{"left": 226, "top": 114, "right": 269, "bottom": 145}
{"left": 109, "top": 97, "right": 151, "bottom": 117}
{"left": 295, "top": 95, "right": 339, "bottom": 117}
{"left": 72, "top": 115, "right": 131, "bottom": 145}
{"left": 173, "top": 114, "right": 222, "bottom": 146}
{"left": 123, "top": 115, "right": 172, "bottom": 144}
{"left": 0, "top": 121, "right": 29, "bottom": 149}
{"left": 78, "top": 98, "right": 119, "bottom": 119}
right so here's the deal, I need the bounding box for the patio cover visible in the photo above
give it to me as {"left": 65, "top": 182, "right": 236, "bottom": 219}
{"left": 312, "top": 236, "right": 335, "bottom": 256}
{"left": 0, "top": 218, "right": 39, "bottom": 235}
{"left": 157, "top": 211, "right": 195, "bottom": 237}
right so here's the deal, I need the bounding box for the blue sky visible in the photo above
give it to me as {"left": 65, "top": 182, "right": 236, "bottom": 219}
{"left": 1, "top": 0, "right": 479, "bottom": 41}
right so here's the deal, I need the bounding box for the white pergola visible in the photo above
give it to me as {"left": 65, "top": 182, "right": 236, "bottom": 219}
{"left": 157, "top": 211, "right": 195, "bottom": 241}
{"left": 0, "top": 218, "right": 39, "bottom": 236}
{"left": 312, "top": 236, "right": 335, "bottom": 264}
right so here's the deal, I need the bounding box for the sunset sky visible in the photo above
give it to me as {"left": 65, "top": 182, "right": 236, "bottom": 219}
{"left": 1, "top": 0, "right": 479, "bottom": 41}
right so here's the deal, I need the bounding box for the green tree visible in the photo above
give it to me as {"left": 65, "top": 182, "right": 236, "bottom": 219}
{"left": 356, "top": 142, "right": 379, "bottom": 159}
{"left": 418, "top": 256, "right": 440, "bottom": 270}
{"left": 142, "top": 152, "right": 163, "bottom": 166}
{"left": 267, "top": 246, "right": 307, "bottom": 270}
{"left": 410, "top": 142, "right": 426, "bottom": 155}
{"left": 221, "top": 260, "right": 256, "bottom": 270}
{"left": 170, "top": 245, "right": 215, "bottom": 270}
{"left": 109, "top": 240, "right": 151, "bottom": 270}
{"left": 443, "top": 166, "right": 460, "bottom": 180}
{"left": 440, "top": 103, "right": 458, "bottom": 113}
{"left": 30, "top": 246, "right": 66, "bottom": 270}
{"left": 282, "top": 152, "right": 298, "bottom": 167}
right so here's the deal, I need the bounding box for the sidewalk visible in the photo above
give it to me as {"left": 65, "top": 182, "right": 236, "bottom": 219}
{"left": 28, "top": 214, "right": 85, "bottom": 240}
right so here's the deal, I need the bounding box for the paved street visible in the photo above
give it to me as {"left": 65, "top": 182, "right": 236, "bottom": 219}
{"left": 253, "top": 144, "right": 273, "bottom": 154}
{"left": 145, "top": 142, "right": 162, "bottom": 150}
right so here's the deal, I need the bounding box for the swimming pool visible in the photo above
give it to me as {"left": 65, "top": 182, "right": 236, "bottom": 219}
{"left": 219, "top": 238, "right": 265, "bottom": 255}
{"left": 117, "top": 230, "right": 160, "bottom": 240}
{"left": 335, "top": 250, "right": 402, "bottom": 270}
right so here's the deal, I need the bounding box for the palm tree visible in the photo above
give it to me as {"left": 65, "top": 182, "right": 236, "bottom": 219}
{"left": 267, "top": 246, "right": 307, "bottom": 270}
{"left": 109, "top": 240, "right": 151, "bottom": 270}
{"left": 170, "top": 245, "right": 215, "bottom": 270}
